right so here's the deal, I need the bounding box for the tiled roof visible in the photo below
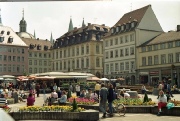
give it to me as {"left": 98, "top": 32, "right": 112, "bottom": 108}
{"left": 104, "top": 5, "right": 150, "bottom": 38}
{"left": 21, "top": 38, "right": 52, "bottom": 51}
{"left": 0, "top": 25, "right": 27, "bottom": 47}
{"left": 141, "top": 31, "right": 180, "bottom": 46}
{"left": 57, "top": 24, "right": 109, "bottom": 40}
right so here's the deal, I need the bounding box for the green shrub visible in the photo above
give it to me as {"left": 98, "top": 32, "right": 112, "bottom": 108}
{"left": 72, "top": 98, "right": 78, "bottom": 112}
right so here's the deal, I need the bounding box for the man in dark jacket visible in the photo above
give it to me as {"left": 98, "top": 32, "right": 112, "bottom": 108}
{"left": 99, "top": 83, "right": 108, "bottom": 118}
{"left": 107, "top": 84, "right": 114, "bottom": 116}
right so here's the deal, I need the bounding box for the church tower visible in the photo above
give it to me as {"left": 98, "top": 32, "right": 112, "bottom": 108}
{"left": 68, "top": 17, "right": 73, "bottom": 32}
{"left": 19, "top": 8, "right": 27, "bottom": 32}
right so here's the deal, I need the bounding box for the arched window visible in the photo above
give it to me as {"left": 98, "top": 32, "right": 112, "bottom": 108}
{"left": 96, "top": 57, "right": 100, "bottom": 67}
{"left": 96, "top": 44, "right": 99, "bottom": 54}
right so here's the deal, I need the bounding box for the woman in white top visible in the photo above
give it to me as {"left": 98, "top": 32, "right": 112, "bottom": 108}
{"left": 157, "top": 90, "right": 167, "bottom": 115}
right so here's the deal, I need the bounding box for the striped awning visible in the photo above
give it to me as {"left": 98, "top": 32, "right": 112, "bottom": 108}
{"left": 73, "top": 76, "right": 88, "bottom": 79}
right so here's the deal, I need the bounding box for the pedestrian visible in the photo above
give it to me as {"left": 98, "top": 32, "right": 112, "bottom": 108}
{"left": 107, "top": 84, "right": 114, "bottom": 117}
{"left": 99, "top": 83, "right": 108, "bottom": 118}
{"left": 27, "top": 93, "right": 35, "bottom": 106}
{"left": 42, "top": 82, "right": 47, "bottom": 94}
{"left": 141, "top": 84, "right": 146, "bottom": 94}
{"left": 95, "top": 82, "right": 101, "bottom": 99}
{"left": 167, "top": 82, "right": 174, "bottom": 98}
{"left": 35, "top": 83, "right": 40, "bottom": 97}
{"left": 75, "top": 84, "right": 80, "bottom": 97}
{"left": 157, "top": 90, "right": 167, "bottom": 116}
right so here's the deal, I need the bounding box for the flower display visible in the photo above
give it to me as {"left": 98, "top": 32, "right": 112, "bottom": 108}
{"left": 68, "top": 97, "right": 97, "bottom": 105}
{"left": 19, "top": 105, "right": 85, "bottom": 112}
{"left": 113, "top": 98, "right": 156, "bottom": 106}
{"left": 1, "top": 105, "right": 11, "bottom": 113}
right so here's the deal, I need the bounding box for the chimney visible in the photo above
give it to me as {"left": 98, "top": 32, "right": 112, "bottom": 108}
{"left": 74, "top": 27, "right": 77, "bottom": 30}
{"left": 88, "top": 23, "right": 91, "bottom": 26}
{"left": 102, "top": 24, "right": 105, "bottom": 26}
{"left": 177, "top": 25, "right": 180, "bottom": 32}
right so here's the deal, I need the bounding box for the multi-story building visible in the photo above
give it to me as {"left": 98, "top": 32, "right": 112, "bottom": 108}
{"left": 0, "top": 13, "right": 28, "bottom": 76}
{"left": 103, "top": 5, "right": 163, "bottom": 84}
{"left": 52, "top": 18, "right": 109, "bottom": 77}
{"left": 137, "top": 25, "right": 180, "bottom": 86}
{"left": 16, "top": 10, "right": 52, "bottom": 75}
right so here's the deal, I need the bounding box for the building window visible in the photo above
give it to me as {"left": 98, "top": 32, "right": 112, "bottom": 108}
{"left": 8, "top": 64, "right": 11, "bottom": 72}
{"left": 125, "top": 62, "right": 129, "bottom": 70}
{"left": 86, "top": 58, "right": 89, "bottom": 67}
{"left": 13, "top": 65, "right": 15, "bottom": 72}
{"left": 130, "top": 34, "right": 134, "bottom": 42}
{"left": 160, "top": 43, "right": 166, "bottom": 49}
{"left": 29, "top": 53, "right": 32, "bottom": 57}
{"left": 22, "top": 48, "right": 24, "bottom": 54}
{"left": 161, "top": 54, "right": 166, "bottom": 64}
{"left": 44, "top": 54, "right": 47, "bottom": 58}
{"left": 141, "top": 47, "right": 146, "bottom": 52}
{"left": 175, "top": 40, "right": 180, "bottom": 47}
{"left": 105, "top": 41, "right": 108, "bottom": 47}
{"left": 44, "top": 61, "right": 47, "bottom": 66}
{"left": 68, "top": 48, "right": 70, "bottom": 57}
{"left": 60, "top": 61, "right": 62, "bottom": 70}
{"left": 17, "top": 65, "right": 20, "bottom": 72}
{"left": 115, "top": 63, "right": 119, "bottom": 71}
{"left": 130, "top": 47, "right": 134, "bottom": 55}
{"left": 29, "top": 60, "right": 32, "bottom": 65}
{"left": 64, "top": 61, "right": 66, "bottom": 70}
{"left": 120, "top": 37, "right": 123, "bottom": 44}
{"left": 86, "top": 45, "right": 89, "bottom": 54}
{"left": 120, "top": 49, "right": 123, "bottom": 56}
{"left": 4, "top": 55, "right": 7, "bottom": 61}
{"left": 76, "top": 47, "right": 79, "bottom": 56}
{"left": 0, "top": 55, "right": 2, "bottom": 61}
{"left": 81, "top": 58, "right": 84, "bottom": 68}
{"left": 115, "top": 50, "right": 118, "bottom": 57}
{"left": 0, "top": 64, "right": 2, "bottom": 72}
{"left": 176, "top": 53, "right": 180, "bottom": 62}
{"left": 110, "top": 63, "right": 113, "bottom": 72}
{"left": 8, "top": 48, "right": 11, "bottom": 52}
{"left": 148, "top": 46, "right": 152, "bottom": 51}
{"left": 110, "top": 51, "right": 113, "bottom": 58}
{"left": 125, "top": 35, "right": 128, "bottom": 43}
{"left": 39, "top": 68, "right": 42, "bottom": 73}
{"left": 106, "top": 64, "right": 109, "bottom": 74}
{"left": 34, "top": 68, "right": 37, "bottom": 73}
{"left": 148, "top": 56, "right": 152, "bottom": 65}
{"left": 76, "top": 59, "right": 79, "bottom": 68}
{"left": 110, "top": 39, "right": 113, "bottom": 46}
{"left": 168, "top": 42, "right": 173, "bottom": 48}
{"left": 106, "top": 52, "right": 109, "bottom": 59}
{"left": 64, "top": 50, "right": 66, "bottom": 58}
{"left": 115, "top": 38, "right": 118, "bottom": 45}
{"left": 125, "top": 48, "right": 129, "bottom": 56}
{"left": 34, "top": 60, "right": 37, "bottom": 65}
{"left": 131, "top": 61, "right": 135, "bottom": 70}
{"left": 120, "top": 62, "right": 124, "bottom": 71}
{"left": 34, "top": 53, "right": 37, "bottom": 57}
{"left": 8, "top": 56, "right": 11, "bottom": 61}
{"left": 96, "top": 45, "right": 99, "bottom": 54}
{"left": 96, "top": 57, "right": 100, "bottom": 67}
{"left": 17, "top": 56, "right": 20, "bottom": 62}
{"left": 168, "top": 53, "right": 173, "bottom": 63}
{"left": 29, "top": 68, "right": 32, "bottom": 73}
{"left": 60, "top": 51, "right": 62, "bottom": 58}
{"left": 142, "top": 57, "right": 146, "bottom": 66}
{"left": 39, "top": 53, "right": 42, "bottom": 58}
{"left": 153, "top": 44, "right": 158, "bottom": 50}
{"left": 3, "top": 64, "right": 6, "bottom": 72}
{"left": 154, "top": 55, "right": 159, "bottom": 65}
{"left": 21, "top": 57, "right": 24, "bottom": 62}
{"left": 39, "top": 60, "right": 42, "bottom": 66}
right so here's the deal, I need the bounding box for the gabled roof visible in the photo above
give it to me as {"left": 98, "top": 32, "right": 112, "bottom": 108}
{"left": 104, "top": 5, "right": 150, "bottom": 38}
{"left": 139, "top": 31, "right": 180, "bottom": 46}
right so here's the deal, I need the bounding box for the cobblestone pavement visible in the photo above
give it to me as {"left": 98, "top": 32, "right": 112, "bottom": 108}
{"left": 9, "top": 93, "right": 180, "bottom": 121}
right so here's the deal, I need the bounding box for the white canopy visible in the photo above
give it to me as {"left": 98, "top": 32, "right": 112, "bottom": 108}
{"left": 0, "top": 108, "right": 15, "bottom": 121}
{"left": 100, "top": 78, "right": 109, "bottom": 81}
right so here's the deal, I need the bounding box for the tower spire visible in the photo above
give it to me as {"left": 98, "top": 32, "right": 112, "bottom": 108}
{"left": 82, "top": 18, "right": 85, "bottom": 27}
{"left": 34, "top": 30, "right": 36, "bottom": 39}
{"left": 0, "top": 8, "right": 2, "bottom": 26}
{"left": 22, "top": 8, "right": 24, "bottom": 20}
{"left": 50, "top": 32, "right": 53, "bottom": 44}
{"left": 68, "top": 16, "right": 73, "bottom": 32}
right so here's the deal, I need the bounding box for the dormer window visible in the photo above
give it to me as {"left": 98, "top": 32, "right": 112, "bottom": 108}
{"left": 126, "top": 23, "right": 130, "bottom": 30}
{"left": 95, "top": 26, "right": 100, "bottom": 31}
{"left": 37, "top": 45, "right": 41, "bottom": 50}
{"left": 103, "top": 28, "right": 108, "bottom": 32}
{"left": 44, "top": 45, "right": 48, "bottom": 50}
{"left": 111, "top": 28, "right": 114, "bottom": 34}
{"left": 1, "top": 31, "right": 4, "bottom": 34}
{"left": 131, "top": 22, "right": 135, "bottom": 28}
{"left": 0, "top": 36, "right": 4, "bottom": 42}
{"left": 96, "top": 34, "right": 101, "bottom": 40}
{"left": 121, "top": 25, "right": 124, "bottom": 31}
{"left": 7, "top": 31, "right": 10, "bottom": 35}
{"left": 116, "top": 26, "right": 119, "bottom": 32}
{"left": 8, "top": 36, "right": 13, "bottom": 43}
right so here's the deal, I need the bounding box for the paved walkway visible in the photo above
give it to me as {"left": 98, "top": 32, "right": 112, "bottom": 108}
{"left": 8, "top": 93, "right": 180, "bottom": 121}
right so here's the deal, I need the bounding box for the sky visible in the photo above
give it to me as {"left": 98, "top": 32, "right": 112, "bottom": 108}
{"left": 0, "top": 0, "right": 180, "bottom": 40}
